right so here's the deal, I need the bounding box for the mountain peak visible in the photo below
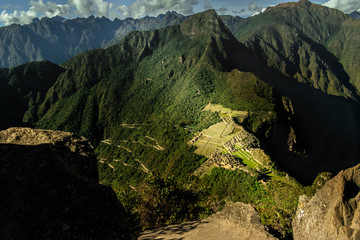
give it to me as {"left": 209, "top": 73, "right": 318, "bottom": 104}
{"left": 298, "top": 0, "right": 310, "bottom": 4}
{"left": 52, "top": 15, "right": 66, "bottom": 22}
{"left": 349, "top": 11, "right": 360, "bottom": 19}
{"left": 273, "top": 0, "right": 314, "bottom": 9}
{"left": 180, "top": 10, "right": 230, "bottom": 38}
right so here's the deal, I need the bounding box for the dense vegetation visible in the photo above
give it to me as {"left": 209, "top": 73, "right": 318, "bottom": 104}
{"left": 1, "top": 4, "right": 360, "bottom": 239}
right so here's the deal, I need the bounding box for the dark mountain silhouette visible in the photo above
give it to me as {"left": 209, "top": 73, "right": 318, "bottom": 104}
{"left": 349, "top": 11, "right": 360, "bottom": 19}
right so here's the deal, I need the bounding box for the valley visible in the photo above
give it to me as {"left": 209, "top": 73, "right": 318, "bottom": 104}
{"left": 1, "top": 1, "right": 360, "bottom": 239}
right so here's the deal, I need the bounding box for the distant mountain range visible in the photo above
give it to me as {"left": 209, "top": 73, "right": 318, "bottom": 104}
{"left": 349, "top": 11, "right": 360, "bottom": 19}
{"left": 0, "top": 11, "right": 187, "bottom": 68}
{"left": 1, "top": 4, "right": 358, "bottom": 69}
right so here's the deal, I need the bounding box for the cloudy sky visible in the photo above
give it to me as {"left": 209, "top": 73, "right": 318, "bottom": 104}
{"left": 0, "top": 0, "right": 359, "bottom": 26}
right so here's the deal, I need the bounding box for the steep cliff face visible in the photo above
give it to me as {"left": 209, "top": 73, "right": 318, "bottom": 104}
{"left": 292, "top": 163, "right": 360, "bottom": 240}
{"left": 0, "top": 127, "right": 133, "bottom": 240}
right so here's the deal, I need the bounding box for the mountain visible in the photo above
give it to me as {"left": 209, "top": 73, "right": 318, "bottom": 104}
{"left": 0, "top": 12, "right": 186, "bottom": 68}
{"left": 233, "top": 0, "right": 360, "bottom": 98}
{"left": 0, "top": 127, "right": 133, "bottom": 239}
{"left": 225, "top": 0, "right": 360, "bottom": 181}
{"left": 1, "top": 4, "right": 360, "bottom": 238}
{"left": 34, "top": 9, "right": 274, "bottom": 144}
{"left": 104, "top": 11, "right": 188, "bottom": 47}
{"left": 292, "top": 163, "right": 360, "bottom": 240}
{"left": 16, "top": 9, "right": 300, "bottom": 236}
{"left": 17, "top": 8, "right": 357, "bottom": 235}
{"left": 349, "top": 11, "right": 360, "bottom": 19}
{"left": 220, "top": 15, "right": 250, "bottom": 39}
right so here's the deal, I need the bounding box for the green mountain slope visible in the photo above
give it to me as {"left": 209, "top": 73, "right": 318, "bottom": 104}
{"left": 226, "top": 0, "right": 360, "bottom": 182}
{"left": 30, "top": 11, "right": 301, "bottom": 236}
{"left": 326, "top": 18, "right": 360, "bottom": 91}
{"left": 234, "top": 0, "right": 360, "bottom": 99}
{"left": 1, "top": 6, "right": 360, "bottom": 238}
{"left": 35, "top": 10, "right": 275, "bottom": 144}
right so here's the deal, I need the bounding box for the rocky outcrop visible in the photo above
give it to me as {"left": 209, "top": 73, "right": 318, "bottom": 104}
{"left": 0, "top": 127, "right": 133, "bottom": 240}
{"left": 0, "top": 127, "right": 98, "bottom": 181}
{"left": 292, "top": 163, "right": 360, "bottom": 240}
{"left": 139, "top": 202, "right": 277, "bottom": 240}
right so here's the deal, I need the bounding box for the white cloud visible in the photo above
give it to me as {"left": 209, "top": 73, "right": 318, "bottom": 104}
{"left": 0, "top": 0, "right": 199, "bottom": 26}
{"left": 30, "top": 0, "right": 71, "bottom": 17}
{"left": 0, "top": 0, "right": 70, "bottom": 25}
{"left": 323, "top": 0, "right": 360, "bottom": 13}
{"left": 0, "top": 10, "right": 35, "bottom": 25}
{"left": 118, "top": 0, "right": 198, "bottom": 18}
{"left": 0, "top": 0, "right": 114, "bottom": 26}
{"left": 248, "top": 2, "right": 262, "bottom": 12}
{"left": 69, "top": 0, "right": 113, "bottom": 17}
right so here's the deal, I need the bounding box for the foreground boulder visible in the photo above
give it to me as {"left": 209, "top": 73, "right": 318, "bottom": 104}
{"left": 0, "top": 127, "right": 133, "bottom": 239}
{"left": 139, "top": 202, "right": 277, "bottom": 240}
{"left": 293, "top": 164, "right": 360, "bottom": 240}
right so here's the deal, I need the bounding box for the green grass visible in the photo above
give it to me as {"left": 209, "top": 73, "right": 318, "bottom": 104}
{"left": 222, "top": 145, "right": 261, "bottom": 170}
{"left": 234, "top": 149, "right": 259, "bottom": 169}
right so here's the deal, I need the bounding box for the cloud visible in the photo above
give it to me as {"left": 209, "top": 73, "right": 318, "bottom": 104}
{"left": 0, "top": 0, "right": 116, "bottom": 26}
{"left": 0, "top": 0, "right": 71, "bottom": 25}
{"left": 118, "top": 0, "right": 198, "bottom": 18}
{"left": 0, "top": 10, "right": 35, "bottom": 25}
{"left": 30, "top": 0, "right": 71, "bottom": 17}
{"left": 248, "top": 2, "right": 262, "bottom": 12}
{"left": 0, "top": 0, "right": 199, "bottom": 26}
{"left": 323, "top": 0, "right": 360, "bottom": 13}
{"left": 203, "top": 0, "right": 213, "bottom": 10}
{"left": 218, "top": 7, "right": 228, "bottom": 14}
{"left": 69, "top": 0, "right": 113, "bottom": 17}
{"left": 232, "top": 9, "right": 246, "bottom": 14}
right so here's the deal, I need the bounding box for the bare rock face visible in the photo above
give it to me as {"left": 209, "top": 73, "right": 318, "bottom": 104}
{"left": 292, "top": 163, "right": 360, "bottom": 240}
{"left": 0, "top": 127, "right": 98, "bottom": 181}
{"left": 139, "top": 202, "right": 277, "bottom": 240}
{"left": 0, "top": 127, "right": 133, "bottom": 240}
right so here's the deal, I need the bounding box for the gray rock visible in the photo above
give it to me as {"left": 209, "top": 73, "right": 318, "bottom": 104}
{"left": 139, "top": 202, "right": 277, "bottom": 240}
{"left": 293, "top": 163, "right": 360, "bottom": 240}
{"left": 0, "top": 127, "right": 134, "bottom": 240}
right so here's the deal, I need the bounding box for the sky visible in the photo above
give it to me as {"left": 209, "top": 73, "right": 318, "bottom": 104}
{"left": 0, "top": 0, "right": 359, "bottom": 26}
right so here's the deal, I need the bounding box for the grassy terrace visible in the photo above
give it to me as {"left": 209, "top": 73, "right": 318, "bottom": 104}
{"left": 192, "top": 122, "right": 242, "bottom": 157}
{"left": 221, "top": 145, "right": 262, "bottom": 170}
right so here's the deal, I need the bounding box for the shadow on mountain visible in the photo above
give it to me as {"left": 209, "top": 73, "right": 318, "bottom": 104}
{"left": 0, "top": 143, "right": 134, "bottom": 239}
{"left": 262, "top": 67, "right": 360, "bottom": 184}
{"left": 221, "top": 32, "right": 360, "bottom": 183}
{"left": 301, "top": 36, "right": 359, "bottom": 100}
